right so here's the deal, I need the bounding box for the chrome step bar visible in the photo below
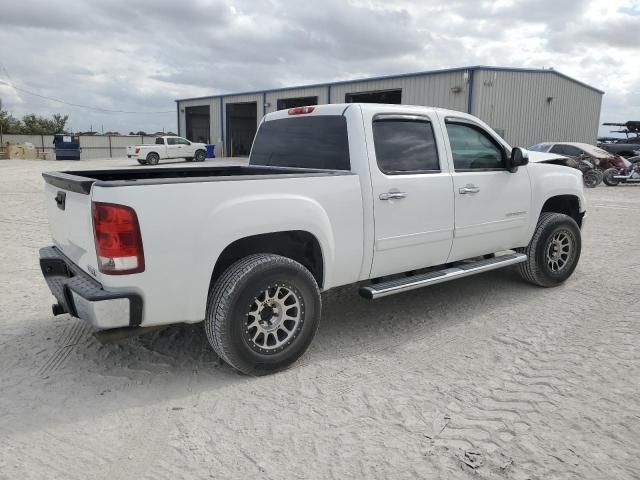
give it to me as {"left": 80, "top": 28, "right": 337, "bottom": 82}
{"left": 359, "top": 252, "right": 527, "bottom": 300}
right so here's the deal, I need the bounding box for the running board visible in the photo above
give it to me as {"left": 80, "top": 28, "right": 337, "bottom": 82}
{"left": 359, "top": 252, "right": 527, "bottom": 300}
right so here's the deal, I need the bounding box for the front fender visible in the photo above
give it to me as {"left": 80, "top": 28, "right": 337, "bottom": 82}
{"left": 528, "top": 163, "right": 586, "bottom": 236}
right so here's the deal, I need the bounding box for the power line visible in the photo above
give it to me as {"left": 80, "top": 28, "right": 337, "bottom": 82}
{"left": 0, "top": 62, "right": 174, "bottom": 115}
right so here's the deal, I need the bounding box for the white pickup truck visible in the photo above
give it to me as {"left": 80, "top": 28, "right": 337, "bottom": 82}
{"left": 40, "top": 103, "right": 586, "bottom": 374}
{"left": 126, "top": 136, "right": 207, "bottom": 165}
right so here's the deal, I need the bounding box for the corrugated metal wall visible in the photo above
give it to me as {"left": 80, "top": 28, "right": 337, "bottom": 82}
{"left": 328, "top": 72, "right": 468, "bottom": 111}
{"left": 176, "top": 69, "right": 602, "bottom": 154}
{"left": 472, "top": 69, "right": 602, "bottom": 146}
{"left": 264, "top": 86, "right": 329, "bottom": 114}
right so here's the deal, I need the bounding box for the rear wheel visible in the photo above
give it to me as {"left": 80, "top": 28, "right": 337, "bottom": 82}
{"left": 516, "top": 212, "right": 581, "bottom": 287}
{"left": 205, "top": 254, "right": 321, "bottom": 375}
{"left": 603, "top": 168, "right": 621, "bottom": 186}
{"left": 194, "top": 149, "right": 206, "bottom": 162}
{"left": 146, "top": 152, "right": 160, "bottom": 165}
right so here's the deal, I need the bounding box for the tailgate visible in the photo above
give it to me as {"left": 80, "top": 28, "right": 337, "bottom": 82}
{"left": 43, "top": 173, "right": 96, "bottom": 271}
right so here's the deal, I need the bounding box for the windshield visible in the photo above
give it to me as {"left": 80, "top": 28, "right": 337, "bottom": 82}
{"left": 250, "top": 116, "right": 350, "bottom": 170}
{"left": 528, "top": 143, "right": 552, "bottom": 152}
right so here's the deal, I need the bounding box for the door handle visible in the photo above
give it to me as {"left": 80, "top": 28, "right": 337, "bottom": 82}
{"left": 459, "top": 185, "right": 480, "bottom": 194}
{"left": 379, "top": 192, "right": 407, "bottom": 200}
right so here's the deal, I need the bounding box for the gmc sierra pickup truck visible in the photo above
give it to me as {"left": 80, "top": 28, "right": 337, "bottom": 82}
{"left": 126, "top": 136, "right": 207, "bottom": 165}
{"left": 40, "top": 103, "right": 586, "bottom": 375}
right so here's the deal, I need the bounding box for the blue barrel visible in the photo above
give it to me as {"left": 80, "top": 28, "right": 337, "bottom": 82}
{"left": 205, "top": 144, "right": 215, "bottom": 158}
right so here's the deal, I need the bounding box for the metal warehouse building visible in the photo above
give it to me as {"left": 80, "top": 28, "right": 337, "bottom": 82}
{"left": 175, "top": 65, "right": 603, "bottom": 157}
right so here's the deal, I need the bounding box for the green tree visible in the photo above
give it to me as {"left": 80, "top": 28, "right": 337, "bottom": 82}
{"left": 0, "top": 100, "right": 22, "bottom": 134}
{"left": 21, "top": 112, "right": 69, "bottom": 134}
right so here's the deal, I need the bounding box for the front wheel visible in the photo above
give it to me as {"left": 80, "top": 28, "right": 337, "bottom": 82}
{"left": 205, "top": 254, "right": 321, "bottom": 375}
{"left": 582, "top": 170, "right": 600, "bottom": 188}
{"left": 516, "top": 212, "right": 581, "bottom": 287}
{"left": 603, "top": 168, "right": 621, "bottom": 186}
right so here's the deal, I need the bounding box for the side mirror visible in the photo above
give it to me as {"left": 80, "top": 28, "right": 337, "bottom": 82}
{"left": 508, "top": 147, "right": 529, "bottom": 173}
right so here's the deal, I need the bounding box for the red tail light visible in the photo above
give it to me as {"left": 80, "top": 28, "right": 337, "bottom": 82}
{"left": 135, "top": 147, "right": 140, "bottom": 154}
{"left": 288, "top": 106, "right": 315, "bottom": 115}
{"left": 92, "top": 202, "right": 145, "bottom": 274}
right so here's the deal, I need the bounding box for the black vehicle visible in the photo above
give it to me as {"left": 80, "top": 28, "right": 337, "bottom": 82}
{"left": 598, "top": 122, "right": 640, "bottom": 158}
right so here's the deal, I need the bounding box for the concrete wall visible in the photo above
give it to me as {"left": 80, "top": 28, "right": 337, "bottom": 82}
{"left": 472, "top": 69, "right": 603, "bottom": 147}
{"left": 1, "top": 134, "right": 158, "bottom": 159}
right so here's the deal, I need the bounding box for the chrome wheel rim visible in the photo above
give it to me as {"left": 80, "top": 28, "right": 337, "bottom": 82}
{"left": 546, "top": 230, "right": 573, "bottom": 272}
{"left": 245, "top": 284, "right": 303, "bottom": 353}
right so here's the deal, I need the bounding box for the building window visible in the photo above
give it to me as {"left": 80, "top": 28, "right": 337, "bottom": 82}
{"left": 276, "top": 96, "right": 318, "bottom": 110}
{"left": 345, "top": 89, "right": 402, "bottom": 104}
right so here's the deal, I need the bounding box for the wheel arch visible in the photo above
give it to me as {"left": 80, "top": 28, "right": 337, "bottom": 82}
{"left": 209, "top": 230, "right": 325, "bottom": 291}
{"left": 540, "top": 194, "right": 583, "bottom": 227}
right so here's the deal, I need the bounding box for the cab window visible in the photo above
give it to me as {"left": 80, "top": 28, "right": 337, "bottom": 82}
{"left": 446, "top": 123, "right": 505, "bottom": 170}
{"left": 372, "top": 119, "right": 440, "bottom": 174}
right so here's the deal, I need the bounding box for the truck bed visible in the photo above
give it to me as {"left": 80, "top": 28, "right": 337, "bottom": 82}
{"left": 43, "top": 165, "right": 352, "bottom": 194}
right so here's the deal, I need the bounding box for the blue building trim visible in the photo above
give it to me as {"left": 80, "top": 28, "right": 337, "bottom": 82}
{"left": 175, "top": 65, "right": 603, "bottom": 104}
{"left": 466, "top": 68, "right": 475, "bottom": 114}
{"left": 326, "top": 84, "right": 331, "bottom": 104}
{"left": 219, "top": 97, "right": 224, "bottom": 154}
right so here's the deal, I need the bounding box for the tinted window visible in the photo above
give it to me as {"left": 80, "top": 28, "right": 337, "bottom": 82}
{"left": 175, "top": 138, "right": 191, "bottom": 145}
{"left": 550, "top": 144, "right": 584, "bottom": 157}
{"left": 166, "top": 138, "right": 177, "bottom": 145}
{"left": 250, "top": 116, "right": 350, "bottom": 170}
{"left": 528, "top": 143, "right": 551, "bottom": 152}
{"left": 446, "top": 123, "right": 504, "bottom": 170}
{"left": 373, "top": 119, "right": 440, "bottom": 174}
{"left": 155, "top": 138, "right": 164, "bottom": 145}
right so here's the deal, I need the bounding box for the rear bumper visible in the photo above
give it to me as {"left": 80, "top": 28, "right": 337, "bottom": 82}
{"left": 39, "top": 246, "right": 142, "bottom": 329}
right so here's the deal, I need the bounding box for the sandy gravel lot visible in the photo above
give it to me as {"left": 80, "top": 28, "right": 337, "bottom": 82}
{"left": 1, "top": 157, "right": 639, "bottom": 479}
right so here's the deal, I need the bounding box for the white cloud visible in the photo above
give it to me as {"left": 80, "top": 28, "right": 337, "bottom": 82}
{"left": 0, "top": 0, "right": 638, "bottom": 136}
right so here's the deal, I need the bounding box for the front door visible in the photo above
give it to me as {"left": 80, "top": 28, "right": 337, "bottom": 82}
{"left": 443, "top": 120, "right": 531, "bottom": 261}
{"left": 368, "top": 113, "right": 455, "bottom": 278}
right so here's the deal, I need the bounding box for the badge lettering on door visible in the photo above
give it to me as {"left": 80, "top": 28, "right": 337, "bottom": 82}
{"left": 506, "top": 211, "right": 527, "bottom": 217}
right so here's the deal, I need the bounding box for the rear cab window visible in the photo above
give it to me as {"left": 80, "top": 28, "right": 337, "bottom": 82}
{"left": 250, "top": 116, "right": 350, "bottom": 170}
{"left": 372, "top": 117, "right": 440, "bottom": 174}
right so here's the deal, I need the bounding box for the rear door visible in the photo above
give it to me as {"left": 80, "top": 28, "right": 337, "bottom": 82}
{"left": 443, "top": 118, "right": 531, "bottom": 261}
{"left": 366, "top": 113, "right": 454, "bottom": 278}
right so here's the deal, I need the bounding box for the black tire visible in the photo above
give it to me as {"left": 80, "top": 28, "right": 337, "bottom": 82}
{"left": 205, "top": 254, "right": 321, "bottom": 375}
{"left": 137, "top": 159, "right": 147, "bottom": 165}
{"left": 594, "top": 169, "right": 604, "bottom": 185}
{"left": 146, "top": 152, "right": 160, "bottom": 165}
{"left": 603, "top": 168, "right": 620, "bottom": 186}
{"left": 194, "top": 149, "right": 206, "bottom": 162}
{"left": 516, "top": 212, "right": 581, "bottom": 288}
{"left": 582, "top": 170, "right": 599, "bottom": 188}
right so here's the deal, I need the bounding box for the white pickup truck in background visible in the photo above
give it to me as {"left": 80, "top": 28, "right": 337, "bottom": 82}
{"left": 126, "top": 136, "right": 207, "bottom": 165}
{"left": 40, "top": 103, "right": 586, "bottom": 375}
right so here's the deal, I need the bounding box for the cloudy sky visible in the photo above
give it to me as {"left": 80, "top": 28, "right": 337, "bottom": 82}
{"left": 0, "top": 0, "right": 638, "bottom": 136}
